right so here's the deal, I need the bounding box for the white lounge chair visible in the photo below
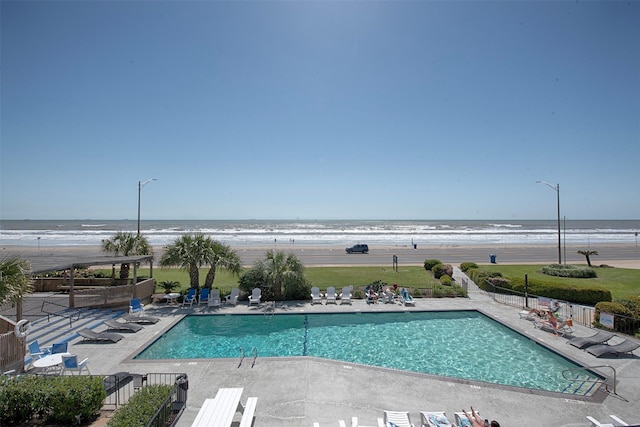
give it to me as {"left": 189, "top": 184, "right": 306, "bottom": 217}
{"left": 534, "top": 317, "right": 574, "bottom": 336}
{"left": 379, "top": 410, "right": 414, "bottom": 427}
{"left": 454, "top": 412, "right": 473, "bottom": 427}
{"left": 340, "top": 286, "right": 352, "bottom": 304}
{"left": 325, "top": 286, "right": 337, "bottom": 304}
{"left": 208, "top": 289, "right": 221, "bottom": 307}
{"left": 311, "top": 287, "right": 323, "bottom": 305}
{"left": 249, "top": 288, "right": 261, "bottom": 306}
{"left": 421, "top": 411, "right": 453, "bottom": 427}
{"left": 225, "top": 288, "right": 240, "bottom": 306}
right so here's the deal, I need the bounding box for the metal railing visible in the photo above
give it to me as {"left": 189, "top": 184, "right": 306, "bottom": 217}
{"left": 562, "top": 365, "right": 616, "bottom": 395}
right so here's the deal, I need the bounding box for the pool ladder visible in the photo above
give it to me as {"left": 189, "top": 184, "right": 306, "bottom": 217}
{"left": 238, "top": 347, "right": 258, "bottom": 368}
{"left": 561, "top": 365, "right": 617, "bottom": 396}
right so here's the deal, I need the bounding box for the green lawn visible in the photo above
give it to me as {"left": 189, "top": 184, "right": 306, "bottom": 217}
{"left": 475, "top": 264, "right": 640, "bottom": 301}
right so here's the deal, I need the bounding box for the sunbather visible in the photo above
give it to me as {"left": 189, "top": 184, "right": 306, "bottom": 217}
{"left": 462, "top": 407, "right": 500, "bottom": 427}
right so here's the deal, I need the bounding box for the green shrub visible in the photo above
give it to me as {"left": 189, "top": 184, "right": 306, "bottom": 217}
{"left": 423, "top": 259, "right": 442, "bottom": 271}
{"left": 594, "top": 301, "right": 640, "bottom": 335}
{"left": 541, "top": 264, "right": 597, "bottom": 278}
{"left": 440, "top": 274, "right": 453, "bottom": 286}
{"left": 0, "top": 375, "right": 105, "bottom": 426}
{"left": 460, "top": 262, "right": 478, "bottom": 273}
{"left": 107, "top": 384, "right": 173, "bottom": 427}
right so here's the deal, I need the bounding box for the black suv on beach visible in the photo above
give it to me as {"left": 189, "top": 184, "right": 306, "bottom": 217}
{"left": 346, "top": 244, "right": 369, "bottom": 254}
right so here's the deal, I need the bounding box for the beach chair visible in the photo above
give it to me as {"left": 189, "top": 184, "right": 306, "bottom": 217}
{"left": 340, "top": 286, "right": 352, "bottom": 304}
{"left": 225, "top": 288, "right": 240, "bottom": 306}
{"left": 104, "top": 318, "right": 143, "bottom": 333}
{"left": 421, "top": 411, "right": 453, "bottom": 427}
{"left": 198, "top": 287, "right": 210, "bottom": 306}
{"left": 129, "top": 298, "right": 144, "bottom": 314}
{"left": 454, "top": 412, "right": 473, "bottom": 427}
{"left": 182, "top": 288, "right": 197, "bottom": 307}
{"left": 61, "top": 354, "right": 90, "bottom": 375}
{"left": 249, "top": 288, "right": 261, "bottom": 306}
{"left": 325, "top": 286, "right": 337, "bottom": 304}
{"left": 310, "top": 287, "right": 323, "bottom": 305}
{"left": 209, "top": 289, "right": 221, "bottom": 307}
{"left": 400, "top": 288, "right": 415, "bottom": 306}
{"left": 379, "top": 410, "right": 414, "bottom": 427}
{"left": 534, "top": 316, "right": 574, "bottom": 336}
{"left": 586, "top": 339, "right": 640, "bottom": 358}
{"left": 567, "top": 330, "right": 615, "bottom": 349}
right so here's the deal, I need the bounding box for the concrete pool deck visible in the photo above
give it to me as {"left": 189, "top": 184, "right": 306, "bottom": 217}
{"left": 58, "top": 283, "right": 640, "bottom": 427}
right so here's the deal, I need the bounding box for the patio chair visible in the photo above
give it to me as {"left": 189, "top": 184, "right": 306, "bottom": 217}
{"left": 129, "top": 298, "right": 144, "bottom": 314}
{"left": 51, "top": 342, "right": 68, "bottom": 354}
{"left": 379, "top": 410, "right": 414, "bottom": 427}
{"left": 103, "top": 318, "right": 143, "bottom": 333}
{"left": 325, "top": 286, "right": 337, "bottom": 304}
{"left": 182, "top": 288, "right": 197, "bottom": 307}
{"left": 77, "top": 328, "right": 124, "bottom": 343}
{"left": 225, "top": 288, "right": 240, "bottom": 306}
{"left": 310, "top": 287, "right": 322, "bottom": 305}
{"left": 421, "top": 411, "right": 453, "bottom": 427}
{"left": 534, "top": 316, "right": 574, "bottom": 336}
{"left": 586, "top": 339, "right": 640, "bottom": 358}
{"left": 198, "top": 288, "right": 210, "bottom": 305}
{"left": 340, "top": 286, "right": 352, "bottom": 304}
{"left": 209, "top": 289, "right": 221, "bottom": 307}
{"left": 28, "top": 340, "right": 51, "bottom": 360}
{"left": 61, "top": 354, "right": 90, "bottom": 375}
{"left": 249, "top": 288, "right": 261, "bottom": 306}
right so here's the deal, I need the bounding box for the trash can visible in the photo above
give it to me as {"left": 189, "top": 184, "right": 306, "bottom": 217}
{"left": 413, "top": 244, "right": 417, "bottom": 249}
{"left": 175, "top": 374, "right": 188, "bottom": 404}
{"left": 490, "top": 254, "right": 497, "bottom": 264}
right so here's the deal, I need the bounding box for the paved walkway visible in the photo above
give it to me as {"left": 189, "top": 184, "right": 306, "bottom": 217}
{"left": 17, "top": 274, "right": 640, "bottom": 426}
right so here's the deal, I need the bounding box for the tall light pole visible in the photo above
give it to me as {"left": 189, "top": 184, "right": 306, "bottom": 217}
{"left": 137, "top": 178, "right": 157, "bottom": 235}
{"left": 537, "top": 180, "right": 561, "bottom": 264}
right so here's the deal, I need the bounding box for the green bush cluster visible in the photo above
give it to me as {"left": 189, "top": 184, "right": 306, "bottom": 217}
{"left": 541, "top": 264, "right": 597, "bottom": 278}
{"left": 423, "top": 259, "right": 442, "bottom": 271}
{"left": 439, "top": 274, "right": 453, "bottom": 286}
{"left": 431, "top": 263, "right": 453, "bottom": 279}
{"left": 459, "top": 262, "right": 478, "bottom": 273}
{"left": 594, "top": 298, "right": 640, "bottom": 336}
{"left": 107, "top": 384, "right": 174, "bottom": 427}
{"left": 0, "top": 375, "right": 105, "bottom": 425}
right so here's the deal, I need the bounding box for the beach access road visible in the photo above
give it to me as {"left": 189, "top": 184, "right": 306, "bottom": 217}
{"left": 4, "top": 243, "right": 639, "bottom": 270}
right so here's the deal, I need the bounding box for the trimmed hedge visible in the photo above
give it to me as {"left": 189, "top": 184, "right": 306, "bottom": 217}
{"left": 541, "top": 264, "right": 597, "bottom": 278}
{"left": 0, "top": 375, "right": 105, "bottom": 425}
{"left": 440, "top": 274, "right": 453, "bottom": 286}
{"left": 460, "top": 262, "right": 478, "bottom": 273}
{"left": 107, "top": 384, "right": 174, "bottom": 427}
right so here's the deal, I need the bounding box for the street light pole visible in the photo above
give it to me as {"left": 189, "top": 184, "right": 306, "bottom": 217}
{"left": 537, "top": 180, "right": 561, "bottom": 264}
{"left": 137, "top": 178, "right": 157, "bottom": 236}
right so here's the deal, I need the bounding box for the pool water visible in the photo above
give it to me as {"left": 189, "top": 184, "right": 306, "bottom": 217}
{"left": 134, "top": 311, "right": 601, "bottom": 394}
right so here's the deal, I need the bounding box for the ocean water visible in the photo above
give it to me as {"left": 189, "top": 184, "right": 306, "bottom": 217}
{"left": 1, "top": 219, "right": 638, "bottom": 248}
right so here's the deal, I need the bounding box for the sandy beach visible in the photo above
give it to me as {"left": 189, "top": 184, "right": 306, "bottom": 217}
{"left": 3, "top": 242, "right": 639, "bottom": 271}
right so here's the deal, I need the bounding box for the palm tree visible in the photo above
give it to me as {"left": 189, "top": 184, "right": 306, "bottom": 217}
{"left": 0, "top": 256, "right": 32, "bottom": 320}
{"left": 577, "top": 250, "right": 599, "bottom": 267}
{"left": 101, "top": 232, "right": 153, "bottom": 279}
{"left": 159, "top": 233, "right": 211, "bottom": 289}
{"left": 202, "top": 241, "right": 242, "bottom": 289}
{"left": 259, "top": 250, "right": 306, "bottom": 300}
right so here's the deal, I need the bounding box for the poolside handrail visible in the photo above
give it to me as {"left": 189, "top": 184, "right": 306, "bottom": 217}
{"left": 562, "top": 365, "right": 616, "bottom": 395}
{"left": 251, "top": 347, "right": 258, "bottom": 368}
{"left": 238, "top": 347, "right": 245, "bottom": 368}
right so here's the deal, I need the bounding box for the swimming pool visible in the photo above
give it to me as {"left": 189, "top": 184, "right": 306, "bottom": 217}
{"left": 134, "top": 311, "right": 601, "bottom": 395}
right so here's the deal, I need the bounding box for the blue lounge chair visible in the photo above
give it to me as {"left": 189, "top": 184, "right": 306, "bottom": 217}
{"left": 182, "top": 288, "right": 197, "bottom": 307}
{"left": 400, "top": 288, "right": 415, "bottom": 306}
{"left": 51, "top": 342, "right": 68, "bottom": 354}
{"left": 129, "top": 298, "right": 144, "bottom": 314}
{"left": 198, "top": 288, "right": 210, "bottom": 306}
{"left": 28, "top": 340, "right": 51, "bottom": 360}
{"left": 61, "top": 354, "right": 90, "bottom": 375}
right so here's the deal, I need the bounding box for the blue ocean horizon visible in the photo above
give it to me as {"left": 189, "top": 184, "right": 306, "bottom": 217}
{"left": 1, "top": 219, "right": 638, "bottom": 248}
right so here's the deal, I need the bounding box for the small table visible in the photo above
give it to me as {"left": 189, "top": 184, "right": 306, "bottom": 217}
{"left": 164, "top": 293, "right": 180, "bottom": 305}
{"left": 32, "top": 352, "right": 72, "bottom": 371}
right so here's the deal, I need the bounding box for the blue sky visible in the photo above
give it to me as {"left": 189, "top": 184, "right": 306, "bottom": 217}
{"left": 1, "top": 1, "right": 639, "bottom": 220}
